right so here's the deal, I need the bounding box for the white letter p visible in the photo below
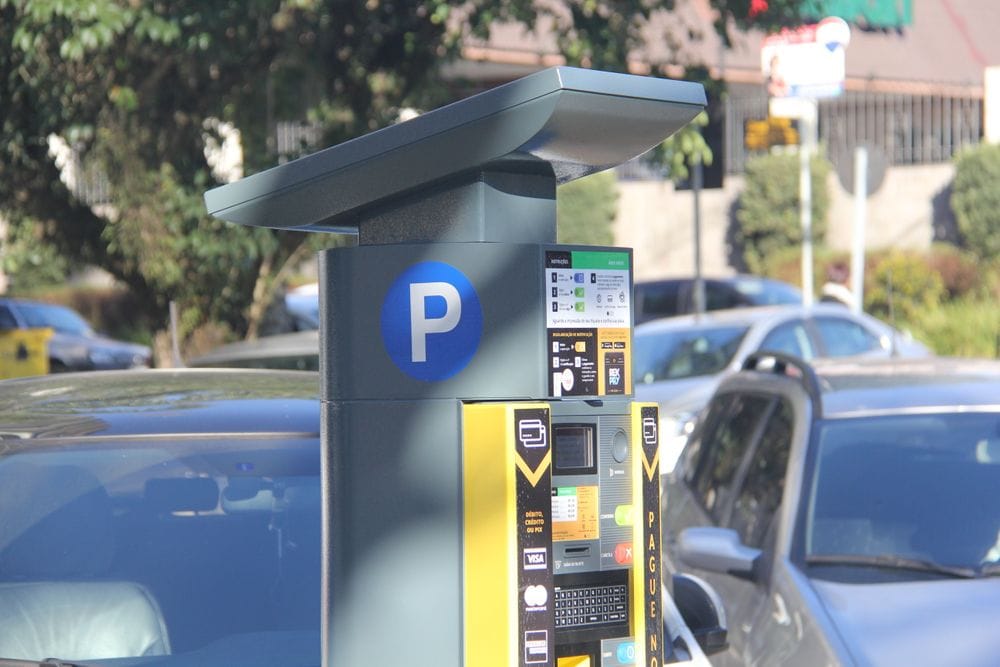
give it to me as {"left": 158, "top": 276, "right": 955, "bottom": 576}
{"left": 410, "top": 282, "right": 461, "bottom": 363}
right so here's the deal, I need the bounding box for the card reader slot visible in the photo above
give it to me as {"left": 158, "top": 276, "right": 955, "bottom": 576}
{"left": 564, "top": 545, "right": 590, "bottom": 558}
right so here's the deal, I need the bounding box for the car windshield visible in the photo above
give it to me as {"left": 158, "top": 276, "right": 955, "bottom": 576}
{"left": 803, "top": 412, "right": 1000, "bottom": 581}
{"left": 16, "top": 302, "right": 94, "bottom": 336}
{"left": 730, "top": 278, "right": 800, "bottom": 305}
{"left": 0, "top": 436, "right": 321, "bottom": 666}
{"left": 633, "top": 325, "right": 749, "bottom": 383}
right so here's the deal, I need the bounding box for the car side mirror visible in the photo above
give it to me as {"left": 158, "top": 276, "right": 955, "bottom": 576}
{"left": 678, "top": 526, "right": 762, "bottom": 581}
{"left": 671, "top": 573, "right": 729, "bottom": 656}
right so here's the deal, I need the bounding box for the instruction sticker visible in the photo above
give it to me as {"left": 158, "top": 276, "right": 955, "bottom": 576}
{"left": 546, "top": 250, "right": 632, "bottom": 397}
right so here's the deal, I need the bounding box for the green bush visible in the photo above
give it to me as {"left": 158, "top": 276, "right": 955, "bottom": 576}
{"left": 926, "top": 244, "right": 981, "bottom": 299}
{"left": 951, "top": 143, "right": 1000, "bottom": 262}
{"left": 907, "top": 298, "right": 1000, "bottom": 358}
{"left": 736, "top": 152, "right": 831, "bottom": 274}
{"left": 557, "top": 171, "right": 618, "bottom": 246}
{"left": 864, "top": 251, "right": 945, "bottom": 324}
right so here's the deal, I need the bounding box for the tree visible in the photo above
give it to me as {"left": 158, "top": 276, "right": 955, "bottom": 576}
{"left": 735, "top": 152, "right": 831, "bottom": 274}
{"left": 951, "top": 143, "right": 1000, "bottom": 262}
{"left": 0, "top": 0, "right": 811, "bottom": 351}
{"left": 557, "top": 172, "right": 618, "bottom": 246}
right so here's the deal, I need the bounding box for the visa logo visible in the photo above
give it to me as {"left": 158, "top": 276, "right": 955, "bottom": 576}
{"left": 523, "top": 547, "right": 548, "bottom": 570}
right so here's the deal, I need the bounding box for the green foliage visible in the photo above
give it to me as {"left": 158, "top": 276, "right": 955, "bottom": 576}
{"left": 557, "top": 171, "right": 618, "bottom": 246}
{"left": 735, "top": 152, "right": 831, "bottom": 274}
{"left": 864, "top": 250, "right": 944, "bottom": 324}
{"left": 951, "top": 143, "right": 1000, "bottom": 262}
{"left": 1, "top": 214, "right": 77, "bottom": 289}
{"left": 926, "top": 243, "right": 981, "bottom": 299}
{"left": 650, "top": 111, "right": 713, "bottom": 183}
{"left": 906, "top": 297, "right": 1000, "bottom": 359}
{"left": 0, "top": 0, "right": 816, "bottom": 348}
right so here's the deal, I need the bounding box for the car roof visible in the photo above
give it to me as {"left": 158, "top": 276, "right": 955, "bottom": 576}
{"left": 811, "top": 357, "right": 1000, "bottom": 417}
{"left": 634, "top": 303, "right": 857, "bottom": 334}
{"left": 188, "top": 330, "right": 320, "bottom": 367}
{"left": 0, "top": 368, "right": 319, "bottom": 440}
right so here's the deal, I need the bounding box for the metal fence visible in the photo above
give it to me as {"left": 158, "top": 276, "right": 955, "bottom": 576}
{"left": 724, "top": 90, "right": 983, "bottom": 174}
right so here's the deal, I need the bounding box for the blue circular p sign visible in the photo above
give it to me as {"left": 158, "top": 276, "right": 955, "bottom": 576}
{"left": 380, "top": 262, "right": 483, "bottom": 382}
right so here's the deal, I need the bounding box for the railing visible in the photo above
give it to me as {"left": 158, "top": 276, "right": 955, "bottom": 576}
{"left": 724, "top": 90, "right": 982, "bottom": 174}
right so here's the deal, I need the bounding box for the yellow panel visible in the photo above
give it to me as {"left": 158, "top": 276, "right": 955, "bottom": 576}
{"left": 462, "top": 402, "right": 549, "bottom": 667}
{"left": 557, "top": 656, "right": 591, "bottom": 667}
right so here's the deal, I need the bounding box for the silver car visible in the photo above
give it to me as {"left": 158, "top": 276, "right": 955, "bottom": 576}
{"left": 634, "top": 304, "right": 930, "bottom": 473}
{"left": 663, "top": 355, "right": 1000, "bottom": 666}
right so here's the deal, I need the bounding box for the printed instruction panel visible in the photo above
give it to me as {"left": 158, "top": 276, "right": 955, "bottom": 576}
{"left": 545, "top": 250, "right": 632, "bottom": 397}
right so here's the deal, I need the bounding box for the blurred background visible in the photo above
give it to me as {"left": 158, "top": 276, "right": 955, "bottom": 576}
{"left": 1, "top": 0, "right": 997, "bottom": 371}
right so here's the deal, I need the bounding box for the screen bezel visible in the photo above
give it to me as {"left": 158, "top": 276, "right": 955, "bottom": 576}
{"left": 552, "top": 423, "right": 598, "bottom": 476}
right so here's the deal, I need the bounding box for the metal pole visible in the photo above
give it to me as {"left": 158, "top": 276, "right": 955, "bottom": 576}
{"left": 692, "top": 157, "right": 705, "bottom": 315}
{"left": 850, "top": 146, "right": 868, "bottom": 313}
{"left": 800, "top": 101, "right": 817, "bottom": 307}
{"left": 169, "top": 300, "right": 182, "bottom": 367}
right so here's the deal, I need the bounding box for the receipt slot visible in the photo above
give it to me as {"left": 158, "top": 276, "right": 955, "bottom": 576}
{"left": 205, "top": 67, "right": 705, "bottom": 666}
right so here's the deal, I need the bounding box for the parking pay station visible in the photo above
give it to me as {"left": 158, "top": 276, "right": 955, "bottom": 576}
{"left": 205, "top": 68, "right": 705, "bottom": 667}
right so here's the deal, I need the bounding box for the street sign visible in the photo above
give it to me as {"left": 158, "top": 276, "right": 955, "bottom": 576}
{"left": 762, "top": 17, "right": 851, "bottom": 101}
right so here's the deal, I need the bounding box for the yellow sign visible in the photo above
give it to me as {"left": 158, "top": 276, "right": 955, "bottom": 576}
{"left": 0, "top": 328, "right": 53, "bottom": 379}
{"left": 745, "top": 117, "right": 799, "bottom": 151}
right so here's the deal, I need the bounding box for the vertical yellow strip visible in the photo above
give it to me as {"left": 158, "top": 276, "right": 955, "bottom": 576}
{"left": 630, "top": 404, "right": 648, "bottom": 667}
{"left": 462, "top": 403, "right": 517, "bottom": 667}
{"left": 631, "top": 402, "right": 663, "bottom": 667}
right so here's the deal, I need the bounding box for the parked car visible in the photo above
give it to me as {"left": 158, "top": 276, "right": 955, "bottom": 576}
{"left": 633, "top": 304, "right": 930, "bottom": 473}
{"left": 663, "top": 354, "right": 1000, "bottom": 667}
{"left": 0, "top": 298, "right": 151, "bottom": 371}
{"left": 0, "top": 369, "right": 322, "bottom": 665}
{"left": 634, "top": 275, "right": 801, "bottom": 324}
{"left": 188, "top": 330, "right": 319, "bottom": 371}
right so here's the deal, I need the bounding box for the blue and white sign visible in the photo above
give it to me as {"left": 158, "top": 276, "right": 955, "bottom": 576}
{"left": 380, "top": 261, "right": 482, "bottom": 382}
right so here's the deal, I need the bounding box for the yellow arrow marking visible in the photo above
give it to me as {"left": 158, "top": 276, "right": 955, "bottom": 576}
{"left": 642, "top": 448, "right": 660, "bottom": 481}
{"left": 515, "top": 450, "right": 552, "bottom": 488}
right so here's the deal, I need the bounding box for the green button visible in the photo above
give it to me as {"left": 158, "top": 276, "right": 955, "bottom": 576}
{"left": 574, "top": 302, "right": 586, "bottom": 312}
{"left": 614, "top": 504, "right": 634, "bottom": 526}
{"left": 574, "top": 287, "right": 585, "bottom": 297}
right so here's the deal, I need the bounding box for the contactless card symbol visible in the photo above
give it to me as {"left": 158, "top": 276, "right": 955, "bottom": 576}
{"left": 642, "top": 417, "right": 657, "bottom": 446}
{"left": 518, "top": 419, "right": 548, "bottom": 448}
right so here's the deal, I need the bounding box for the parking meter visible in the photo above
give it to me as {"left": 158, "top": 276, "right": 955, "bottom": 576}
{"left": 205, "top": 67, "right": 705, "bottom": 667}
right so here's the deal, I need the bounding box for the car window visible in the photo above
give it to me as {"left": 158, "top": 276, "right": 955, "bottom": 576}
{"left": 15, "top": 302, "right": 93, "bottom": 336}
{"left": 636, "top": 281, "right": 681, "bottom": 321}
{"left": 805, "top": 413, "right": 1000, "bottom": 580}
{"left": 759, "top": 319, "right": 814, "bottom": 359}
{"left": 634, "top": 325, "right": 749, "bottom": 383}
{"left": 685, "top": 393, "right": 772, "bottom": 523}
{"left": 729, "top": 398, "right": 794, "bottom": 549}
{"left": 703, "top": 282, "right": 746, "bottom": 311}
{"left": 0, "top": 306, "right": 17, "bottom": 330}
{"left": 0, "top": 437, "right": 321, "bottom": 663}
{"left": 813, "top": 316, "right": 883, "bottom": 357}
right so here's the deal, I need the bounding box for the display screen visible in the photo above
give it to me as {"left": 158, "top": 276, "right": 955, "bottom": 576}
{"left": 554, "top": 424, "right": 595, "bottom": 472}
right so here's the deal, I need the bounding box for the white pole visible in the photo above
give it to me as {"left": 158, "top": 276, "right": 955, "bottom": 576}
{"left": 851, "top": 146, "right": 868, "bottom": 313}
{"left": 800, "top": 102, "right": 817, "bottom": 307}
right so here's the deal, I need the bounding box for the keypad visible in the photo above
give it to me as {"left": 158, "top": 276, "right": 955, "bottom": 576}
{"left": 554, "top": 584, "right": 628, "bottom": 628}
